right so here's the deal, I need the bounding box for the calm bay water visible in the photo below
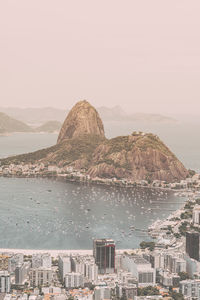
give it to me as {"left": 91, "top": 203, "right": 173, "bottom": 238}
{"left": 0, "top": 128, "right": 193, "bottom": 250}
{"left": 0, "top": 177, "right": 184, "bottom": 250}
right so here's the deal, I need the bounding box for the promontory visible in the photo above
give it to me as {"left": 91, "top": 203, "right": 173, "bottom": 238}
{"left": 0, "top": 100, "right": 189, "bottom": 183}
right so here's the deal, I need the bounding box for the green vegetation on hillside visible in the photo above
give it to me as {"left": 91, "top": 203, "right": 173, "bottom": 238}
{"left": 91, "top": 133, "right": 176, "bottom": 172}
{"left": 0, "top": 134, "right": 104, "bottom": 167}
{"left": 135, "top": 133, "right": 174, "bottom": 156}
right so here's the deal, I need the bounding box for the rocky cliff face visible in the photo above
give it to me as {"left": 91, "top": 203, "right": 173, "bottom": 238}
{"left": 1, "top": 101, "right": 189, "bottom": 183}
{"left": 87, "top": 133, "right": 188, "bottom": 182}
{"left": 57, "top": 100, "right": 105, "bottom": 143}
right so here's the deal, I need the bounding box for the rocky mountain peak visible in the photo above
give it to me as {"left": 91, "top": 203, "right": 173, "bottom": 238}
{"left": 57, "top": 100, "right": 105, "bottom": 143}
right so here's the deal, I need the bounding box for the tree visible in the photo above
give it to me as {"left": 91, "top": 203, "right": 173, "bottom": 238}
{"left": 169, "top": 291, "right": 184, "bottom": 300}
{"left": 188, "top": 169, "right": 196, "bottom": 177}
{"left": 137, "top": 286, "right": 160, "bottom": 296}
{"left": 140, "top": 241, "right": 155, "bottom": 251}
{"left": 178, "top": 271, "right": 190, "bottom": 281}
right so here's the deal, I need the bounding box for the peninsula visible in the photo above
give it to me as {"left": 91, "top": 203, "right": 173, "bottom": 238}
{"left": 0, "top": 100, "right": 189, "bottom": 184}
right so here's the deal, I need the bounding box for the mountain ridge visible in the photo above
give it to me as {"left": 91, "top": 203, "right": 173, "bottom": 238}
{"left": 0, "top": 112, "right": 32, "bottom": 134}
{"left": 0, "top": 106, "right": 177, "bottom": 125}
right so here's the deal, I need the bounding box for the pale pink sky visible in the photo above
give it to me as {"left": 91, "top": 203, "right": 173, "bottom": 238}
{"left": 0, "top": 0, "right": 200, "bottom": 113}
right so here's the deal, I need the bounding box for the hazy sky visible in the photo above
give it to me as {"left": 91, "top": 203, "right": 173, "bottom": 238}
{"left": 0, "top": 0, "right": 200, "bottom": 113}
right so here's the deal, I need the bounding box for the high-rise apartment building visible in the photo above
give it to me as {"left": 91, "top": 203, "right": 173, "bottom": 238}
{"left": 93, "top": 239, "right": 115, "bottom": 274}
{"left": 0, "top": 271, "right": 10, "bottom": 293}
{"left": 64, "top": 272, "right": 84, "bottom": 288}
{"left": 15, "top": 262, "right": 31, "bottom": 285}
{"left": 29, "top": 268, "right": 52, "bottom": 287}
{"left": 58, "top": 256, "right": 71, "bottom": 281}
{"left": 32, "top": 253, "right": 51, "bottom": 269}
{"left": 186, "top": 231, "right": 200, "bottom": 261}
{"left": 193, "top": 206, "right": 200, "bottom": 225}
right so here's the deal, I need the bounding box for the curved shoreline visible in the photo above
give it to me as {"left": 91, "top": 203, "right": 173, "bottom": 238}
{"left": 0, "top": 172, "right": 189, "bottom": 194}
{"left": 0, "top": 248, "right": 128, "bottom": 257}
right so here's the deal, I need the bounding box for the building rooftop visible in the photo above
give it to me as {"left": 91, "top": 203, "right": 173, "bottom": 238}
{"left": 127, "top": 255, "right": 149, "bottom": 265}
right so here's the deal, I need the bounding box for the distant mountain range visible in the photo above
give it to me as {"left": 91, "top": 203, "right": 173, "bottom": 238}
{"left": 0, "top": 112, "right": 61, "bottom": 134}
{"left": 0, "top": 106, "right": 177, "bottom": 125}
{"left": 0, "top": 107, "right": 66, "bottom": 125}
{"left": 0, "top": 112, "right": 32, "bottom": 134}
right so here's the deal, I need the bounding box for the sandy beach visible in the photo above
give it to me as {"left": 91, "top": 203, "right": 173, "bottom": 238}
{"left": 0, "top": 248, "right": 130, "bottom": 257}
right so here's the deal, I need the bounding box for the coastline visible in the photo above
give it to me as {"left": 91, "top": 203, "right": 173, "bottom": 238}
{"left": 0, "top": 248, "right": 129, "bottom": 257}
{"left": 0, "top": 172, "right": 190, "bottom": 194}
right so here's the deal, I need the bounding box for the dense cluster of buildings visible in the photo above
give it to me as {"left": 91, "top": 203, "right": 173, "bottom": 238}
{"left": 1, "top": 165, "right": 200, "bottom": 299}
{"left": 0, "top": 225, "right": 200, "bottom": 299}
{"left": 1, "top": 163, "right": 200, "bottom": 190}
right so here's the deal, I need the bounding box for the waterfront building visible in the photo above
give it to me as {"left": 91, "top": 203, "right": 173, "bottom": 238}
{"left": 32, "top": 254, "right": 42, "bottom": 268}
{"left": 121, "top": 254, "right": 156, "bottom": 287}
{"left": 186, "top": 231, "right": 200, "bottom": 261}
{"left": 93, "top": 239, "right": 115, "bottom": 274}
{"left": 8, "top": 253, "right": 24, "bottom": 273}
{"left": 32, "top": 253, "right": 51, "bottom": 269}
{"left": 29, "top": 268, "right": 52, "bottom": 287}
{"left": 0, "top": 271, "right": 10, "bottom": 293}
{"left": 15, "top": 262, "right": 31, "bottom": 285}
{"left": 58, "top": 256, "right": 71, "bottom": 281}
{"left": 41, "top": 253, "right": 52, "bottom": 268}
{"left": 64, "top": 272, "right": 84, "bottom": 288}
{"left": 180, "top": 279, "right": 200, "bottom": 299}
{"left": 0, "top": 255, "right": 10, "bottom": 271}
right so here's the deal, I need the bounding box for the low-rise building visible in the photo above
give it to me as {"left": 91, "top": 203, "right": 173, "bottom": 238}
{"left": 180, "top": 279, "right": 200, "bottom": 299}
{"left": 121, "top": 254, "right": 156, "bottom": 287}
{"left": 116, "top": 283, "right": 137, "bottom": 300}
